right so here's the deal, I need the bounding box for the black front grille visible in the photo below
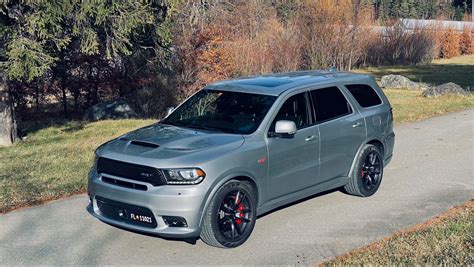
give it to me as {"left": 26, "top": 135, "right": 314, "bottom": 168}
{"left": 97, "top": 157, "right": 167, "bottom": 186}
{"left": 96, "top": 196, "right": 157, "bottom": 228}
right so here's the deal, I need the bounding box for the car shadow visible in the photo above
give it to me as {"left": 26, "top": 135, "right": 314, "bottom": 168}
{"left": 256, "top": 188, "right": 342, "bottom": 219}
{"left": 102, "top": 221, "right": 199, "bottom": 245}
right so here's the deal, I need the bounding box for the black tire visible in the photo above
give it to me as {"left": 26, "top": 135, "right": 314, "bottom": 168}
{"left": 344, "top": 144, "right": 384, "bottom": 197}
{"left": 200, "top": 180, "right": 257, "bottom": 248}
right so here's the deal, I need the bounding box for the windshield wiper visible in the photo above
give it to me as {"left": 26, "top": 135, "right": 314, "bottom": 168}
{"left": 161, "top": 121, "right": 234, "bottom": 134}
{"left": 187, "top": 124, "right": 226, "bottom": 133}
{"left": 160, "top": 121, "right": 183, "bottom": 127}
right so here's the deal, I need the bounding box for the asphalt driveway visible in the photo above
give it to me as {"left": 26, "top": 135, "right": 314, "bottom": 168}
{"left": 1, "top": 109, "right": 473, "bottom": 265}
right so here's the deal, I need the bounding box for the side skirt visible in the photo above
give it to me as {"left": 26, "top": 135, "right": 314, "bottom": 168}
{"left": 256, "top": 176, "right": 349, "bottom": 217}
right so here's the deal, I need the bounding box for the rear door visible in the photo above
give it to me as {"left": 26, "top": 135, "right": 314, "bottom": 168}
{"left": 309, "top": 86, "right": 366, "bottom": 183}
{"left": 344, "top": 84, "right": 385, "bottom": 135}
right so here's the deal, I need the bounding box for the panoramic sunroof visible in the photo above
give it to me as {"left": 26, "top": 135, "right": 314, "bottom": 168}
{"left": 232, "top": 78, "right": 292, "bottom": 88}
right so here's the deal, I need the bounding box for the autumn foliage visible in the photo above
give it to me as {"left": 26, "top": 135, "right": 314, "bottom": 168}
{"left": 459, "top": 28, "right": 473, "bottom": 55}
{"left": 173, "top": 0, "right": 382, "bottom": 97}
{"left": 172, "top": 0, "right": 467, "bottom": 98}
{"left": 440, "top": 29, "right": 461, "bottom": 58}
{"left": 195, "top": 28, "right": 234, "bottom": 89}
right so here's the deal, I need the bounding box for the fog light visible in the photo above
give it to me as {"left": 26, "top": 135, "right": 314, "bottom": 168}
{"left": 162, "top": 216, "right": 188, "bottom": 227}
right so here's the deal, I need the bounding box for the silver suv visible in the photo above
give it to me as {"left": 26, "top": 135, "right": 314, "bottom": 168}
{"left": 87, "top": 71, "right": 395, "bottom": 248}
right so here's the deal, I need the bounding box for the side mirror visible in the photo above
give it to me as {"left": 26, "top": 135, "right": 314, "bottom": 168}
{"left": 271, "top": 120, "right": 297, "bottom": 138}
{"left": 166, "top": 107, "right": 175, "bottom": 116}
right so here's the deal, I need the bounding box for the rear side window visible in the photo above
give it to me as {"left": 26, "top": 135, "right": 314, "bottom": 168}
{"left": 345, "top": 84, "right": 382, "bottom": 108}
{"left": 310, "top": 87, "right": 352, "bottom": 122}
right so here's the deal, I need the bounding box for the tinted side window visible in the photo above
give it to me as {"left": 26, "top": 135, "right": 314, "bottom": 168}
{"left": 345, "top": 84, "right": 382, "bottom": 108}
{"left": 271, "top": 92, "right": 310, "bottom": 131}
{"left": 311, "top": 87, "right": 352, "bottom": 122}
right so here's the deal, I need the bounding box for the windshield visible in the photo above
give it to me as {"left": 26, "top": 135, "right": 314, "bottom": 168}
{"left": 162, "top": 90, "right": 277, "bottom": 134}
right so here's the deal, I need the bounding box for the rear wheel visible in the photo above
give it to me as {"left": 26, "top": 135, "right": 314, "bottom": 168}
{"left": 344, "top": 144, "right": 383, "bottom": 197}
{"left": 200, "top": 180, "right": 257, "bottom": 248}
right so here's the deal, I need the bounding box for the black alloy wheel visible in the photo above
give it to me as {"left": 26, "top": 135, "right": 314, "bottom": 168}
{"left": 344, "top": 144, "right": 384, "bottom": 197}
{"left": 217, "top": 190, "right": 253, "bottom": 240}
{"left": 200, "top": 180, "right": 257, "bottom": 248}
{"left": 361, "top": 152, "right": 382, "bottom": 191}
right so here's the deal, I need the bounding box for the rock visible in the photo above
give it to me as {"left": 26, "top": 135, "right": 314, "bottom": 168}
{"left": 422, "top": 82, "right": 468, "bottom": 97}
{"left": 380, "top": 75, "right": 426, "bottom": 90}
{"left": 84, "top": 98, "right": 138, "bottom": 121}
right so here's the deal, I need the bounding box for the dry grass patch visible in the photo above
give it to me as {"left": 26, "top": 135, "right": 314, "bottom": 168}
{"left": 321, "top": 199, "right": 474, "bottom": 266}
{"left": 385, "top": 89, "right": 474, "bottom": 123}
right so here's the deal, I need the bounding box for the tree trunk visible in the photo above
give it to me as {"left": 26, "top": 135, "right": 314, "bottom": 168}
{"left": 0, "top": 71, "right": 18, "bottom": 146}
{"left": 35, "top": 85, "right": 40, "bottom": 112}
{"left": 61, "top": 87, "right": 68, "bottom": 118}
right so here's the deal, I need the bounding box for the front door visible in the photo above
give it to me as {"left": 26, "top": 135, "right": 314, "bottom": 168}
{"left": 266, "top": 91, "right": 320, "bottom": 200}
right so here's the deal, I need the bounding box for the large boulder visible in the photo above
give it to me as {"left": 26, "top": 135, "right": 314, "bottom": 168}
{"left": 380, "top": 75, "right": 426, "bottom": 90}
{"left": 422, "top": 82, "right": 468, "bottom": 97}
{"left": 84, "top": 98, "right": 138, "bottom": 121}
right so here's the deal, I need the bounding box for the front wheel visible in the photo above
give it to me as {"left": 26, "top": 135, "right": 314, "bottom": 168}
{"left": 200, "top": 180, "right": 257, "bottom": 248}
{"left": 344, "top": 144, "right": 384, "bottom": 197}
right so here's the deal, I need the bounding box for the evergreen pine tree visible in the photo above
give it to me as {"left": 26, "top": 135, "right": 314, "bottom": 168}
{"left": 400, "top": 0, "right": 411, "bottom": 18}
{"left": 409, "top": 1, "right": 419, "bottom": 18}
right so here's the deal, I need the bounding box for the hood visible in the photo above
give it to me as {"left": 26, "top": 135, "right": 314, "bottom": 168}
{"left": 98, "top": 123, "right": 244, "bottom": 165}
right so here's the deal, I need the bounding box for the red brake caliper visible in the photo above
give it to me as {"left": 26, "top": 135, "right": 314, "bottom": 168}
{"left": 231, "top": 195, "right": 246, "bottom": 225}
{"left": 236, "top": 203, "right": 245, "bottom": 225}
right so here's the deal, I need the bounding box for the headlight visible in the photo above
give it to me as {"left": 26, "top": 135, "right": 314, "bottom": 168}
{"left": 162, "top": 168, "right": 206, "bottom": 185}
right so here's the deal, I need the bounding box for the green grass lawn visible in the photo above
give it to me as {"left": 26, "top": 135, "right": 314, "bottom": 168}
{"left": 386, "top": 89, "right": 474, "bottom": 123}
{"left": 356, "top": 54, "right": 474, "bottom": 89}
{"left": 0, "top": 120, "right": 153, "bottom": 213}
{"left": 321, "top": 200, "right": 474, "bottom": 266}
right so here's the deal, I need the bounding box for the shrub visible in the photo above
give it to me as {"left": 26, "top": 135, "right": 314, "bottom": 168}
{"left": 364, "top": 25, "right": 436, "bottom": 66}
{"left": 440, "top": 29, "right": 461, "bottom": 58}
{"left": 459, "top": 28, "right": 473, "bottom": 55}
{"left": 195, "top": 27, "right": 234, "bottom": 89}
{"left": 294, "top": 0, "right": 374, "bottom": 70}
{"left": 228, "top": 16, "right": 302, "bottom": 76}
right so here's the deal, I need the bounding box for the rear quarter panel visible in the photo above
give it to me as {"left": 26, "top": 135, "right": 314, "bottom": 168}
{"left": 340, "top": 77, "right": 394, "bottom": 162}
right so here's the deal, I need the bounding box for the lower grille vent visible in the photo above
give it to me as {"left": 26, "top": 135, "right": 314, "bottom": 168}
{"left": 102, "top": 176, "right": 147, "bottom": 191}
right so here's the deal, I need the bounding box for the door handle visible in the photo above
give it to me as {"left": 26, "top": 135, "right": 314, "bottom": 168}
{"left": 352, "top": 122, "right": 363, "bottom": 128}
{"left": 305, "top": 135, "right": 318, "bottom": 142}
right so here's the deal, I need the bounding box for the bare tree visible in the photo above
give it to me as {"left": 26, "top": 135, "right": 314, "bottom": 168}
{"left": 0, "top": 71, "right": 17, "bottom": 146}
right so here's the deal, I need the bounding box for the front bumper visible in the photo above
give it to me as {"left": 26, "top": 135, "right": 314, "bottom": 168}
{"left": 87, "top": 171, "right": 206, "bottom": 238}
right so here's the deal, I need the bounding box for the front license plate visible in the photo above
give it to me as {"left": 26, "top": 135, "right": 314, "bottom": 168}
{"left": 130, "top": 213, "right": 154, "bottom": 224}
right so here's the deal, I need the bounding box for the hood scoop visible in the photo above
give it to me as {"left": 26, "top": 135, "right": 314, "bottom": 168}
{"left": 129, "top": 140, "right": 160, "bottom": 149}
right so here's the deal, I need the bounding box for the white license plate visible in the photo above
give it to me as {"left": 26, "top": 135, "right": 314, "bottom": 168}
{"left": 130, "top": 213, "right": 153, "bottom": 224}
